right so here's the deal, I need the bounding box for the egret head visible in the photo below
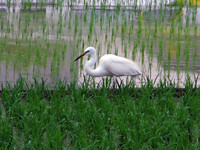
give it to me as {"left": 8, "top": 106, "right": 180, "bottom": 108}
{"left": 74, "top": 47, "right": 96, "bottom": 62}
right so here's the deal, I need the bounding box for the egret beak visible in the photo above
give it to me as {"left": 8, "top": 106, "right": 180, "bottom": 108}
{"left": 74, "top": 51, "right": 89, "bottom": 62}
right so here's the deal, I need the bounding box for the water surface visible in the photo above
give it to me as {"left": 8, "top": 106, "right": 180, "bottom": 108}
{"left": 0, "top": 3, "right": 200, "bottom": 88}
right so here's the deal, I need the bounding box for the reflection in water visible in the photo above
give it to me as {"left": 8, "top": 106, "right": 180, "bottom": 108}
{"left": 0, "top": 0, "right": 176, "bottom": 7}
{"left": 0, "top": 4, "right": 200, "bottom": 88}
{"left": 182, "top": 7, "right": 200, "bottom": 24}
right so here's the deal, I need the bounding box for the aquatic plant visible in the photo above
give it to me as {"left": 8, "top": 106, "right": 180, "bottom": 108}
{"left": 141, "top": 41, "right": 145, "bottom": 64}
{"left": 158, "top": 40, "right": 163, "bottom": 66}
{"left": 148, "top": 41, "right": 154, "bottom": 78}
{"left": 0, "top": 1, "right": 199, "bottom": 88}
{"left": 176, "top": 41, "right": 181, "bottom": 81}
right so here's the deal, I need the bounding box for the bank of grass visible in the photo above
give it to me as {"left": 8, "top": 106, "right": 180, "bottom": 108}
{"left": 0, "top": 78, "right": 200, "bottom": 149}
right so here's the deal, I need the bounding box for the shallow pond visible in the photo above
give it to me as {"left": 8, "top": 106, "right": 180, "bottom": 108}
{"left": 0, "top": 2, "right": 200, "bottom": 88}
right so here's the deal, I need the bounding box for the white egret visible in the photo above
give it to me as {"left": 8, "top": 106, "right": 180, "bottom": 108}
{"left": 74, "top": 47, "right": 142, "bottom": 88}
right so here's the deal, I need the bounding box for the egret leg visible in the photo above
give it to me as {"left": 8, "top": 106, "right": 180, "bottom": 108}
{"left": 113, "top": 76, "right": 116, "bottom": 89}
{"left": 112, "top": 77, "right": 121, "bottom": 89}
{"left": 113, "top": 79, "right": 116, "bottom": 89}
{"left": 115, "top": 77, "right": 121, "bottom": 89}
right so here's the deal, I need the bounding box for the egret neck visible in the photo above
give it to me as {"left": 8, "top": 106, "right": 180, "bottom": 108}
{"left": 84, "top": 52, "right": 101, "bottom": 77}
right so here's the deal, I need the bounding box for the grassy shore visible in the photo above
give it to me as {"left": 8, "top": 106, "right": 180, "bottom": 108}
{"left": 0, "top": 78, "right": 200, "bottom": 149}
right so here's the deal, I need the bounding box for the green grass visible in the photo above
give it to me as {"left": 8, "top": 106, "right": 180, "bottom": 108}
{"left": 0, "top": 78, "right": 200, "bottom": 149}
{"left": 0, "top": 3, "right": 200, "bottom": 149}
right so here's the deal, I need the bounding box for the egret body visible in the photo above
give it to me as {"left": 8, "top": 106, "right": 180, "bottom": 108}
{"left": 75, "top": 47, "right": 142, "bottom": 88}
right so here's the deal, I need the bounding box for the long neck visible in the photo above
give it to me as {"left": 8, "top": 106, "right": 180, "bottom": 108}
{"left": 84, "top": 53, "right": 101, "bottom": 77}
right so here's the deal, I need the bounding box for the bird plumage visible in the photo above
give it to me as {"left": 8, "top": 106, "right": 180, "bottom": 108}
{"left": 75, "top": 47, "right": 142, "bottom": 78}
{"left": 99, "top": 54, "right": 142, "bottom": 77}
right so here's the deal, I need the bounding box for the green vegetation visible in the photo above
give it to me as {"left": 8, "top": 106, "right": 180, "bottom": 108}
{"left": 0, "top": 2, "right": 199, "bottom": 85}
{"left": 0, "top": 78, "right": 200, "bottom": 149}
{"left": 0, "top": 1, "right": 200, "bottom": 149}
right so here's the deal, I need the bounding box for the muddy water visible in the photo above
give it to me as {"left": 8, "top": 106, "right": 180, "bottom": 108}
{"left": 0, "top": 4, "right": 200, "bottom": 88}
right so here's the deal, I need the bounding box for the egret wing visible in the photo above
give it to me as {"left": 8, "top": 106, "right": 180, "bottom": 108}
{"left": 100, "top": 55, "right": 141, "bottom": 77}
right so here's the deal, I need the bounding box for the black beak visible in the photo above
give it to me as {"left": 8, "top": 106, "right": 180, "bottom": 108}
{"left": 74, "top": 51, "right": 89, "bottom": 62}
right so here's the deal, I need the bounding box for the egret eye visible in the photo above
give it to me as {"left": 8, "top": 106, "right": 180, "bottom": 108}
{"left": 84, "top": 50, "right": 90, "bottom": 54}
